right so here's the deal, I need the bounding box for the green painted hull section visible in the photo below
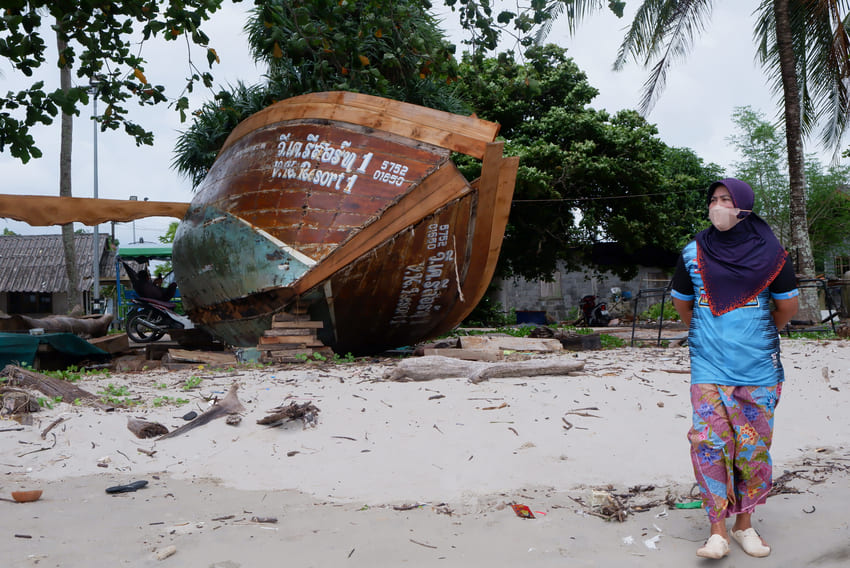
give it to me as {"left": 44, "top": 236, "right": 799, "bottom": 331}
{"left": 173, "top": 204, "right": 313, "bottom": 346}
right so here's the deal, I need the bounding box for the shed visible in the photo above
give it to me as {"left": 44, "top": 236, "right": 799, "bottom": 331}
{"left": 0, "top": 233, "right": 112, "bottom": 315}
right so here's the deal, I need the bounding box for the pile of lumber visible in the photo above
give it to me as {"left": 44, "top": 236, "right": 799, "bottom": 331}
{"left": 258, "top": 312, "right": 331, "bottom": 363}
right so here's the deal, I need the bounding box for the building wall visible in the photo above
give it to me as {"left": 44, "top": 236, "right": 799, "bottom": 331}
{"left": 492, "top": 263, "right": 672, "bottom": 323}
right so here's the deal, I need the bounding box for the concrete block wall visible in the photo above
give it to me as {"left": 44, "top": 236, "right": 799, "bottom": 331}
{"left": 492, "top": 263, "right": 672, "bottom": 323}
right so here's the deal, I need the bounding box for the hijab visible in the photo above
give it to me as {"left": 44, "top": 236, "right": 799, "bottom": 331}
{"left": 694, "top": 178, "right": 788, "bottom": 316}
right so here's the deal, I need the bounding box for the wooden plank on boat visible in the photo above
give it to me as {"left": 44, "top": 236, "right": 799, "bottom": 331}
{"left": 292, "top": 164, "right": 469, "bottom": 295}
{"left": 220, "top": 92, "right": 500, "bottom": 160}
{"left": 430, "top": 147, "right": 519, "bottom": 337}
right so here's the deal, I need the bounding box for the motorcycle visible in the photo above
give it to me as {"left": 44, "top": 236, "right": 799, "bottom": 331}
{"left": 576, "top": 294, "right": 612, "bottom": 327}
{"left": 125, "top": 296, "right": 193, "bottom": 343}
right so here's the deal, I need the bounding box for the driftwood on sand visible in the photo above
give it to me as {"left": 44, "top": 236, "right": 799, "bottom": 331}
{"left": 157, "top": 383, "right": 244, "bottom": 440}
{"left": 257, "top": 401, "right": 320, "bottom": 428}
{"left": 0, "top": 364, "right": 107, "bottom": 408}
{"left": 11, "top": 314, "right": 114, "bottom": 338}
{"left": 127, "top": 417, "right": 169, "bottom": 439}
{"left": 383, "top": 355, "right": 585, "bottom": 383}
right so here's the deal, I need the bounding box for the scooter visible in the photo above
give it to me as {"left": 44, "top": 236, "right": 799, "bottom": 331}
{"left": 125, "top": 296, "right": 193, "bottom": 343}
{"left": 577, "top": 294, "right": 612, "bottom": 327}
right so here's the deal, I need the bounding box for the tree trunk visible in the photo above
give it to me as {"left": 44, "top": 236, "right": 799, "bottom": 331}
{"left": 1, "top": 364, "right": 106, "bottom": 408}
{"left": 57, "top": 23, "right": 82, "bottom": 315}
{"left": 773, "top": 0, "right": 819, "bottom": 323}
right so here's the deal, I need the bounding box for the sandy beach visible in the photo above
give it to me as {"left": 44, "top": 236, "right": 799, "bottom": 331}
{"left": 2, "top": 337, "right": 849, "bottom": 567}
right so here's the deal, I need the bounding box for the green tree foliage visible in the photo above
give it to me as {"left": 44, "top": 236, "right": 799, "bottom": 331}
{"left": 728, "top": 106, "right": 791, "bottom": 241}
{"left": 174, "top": 0, "right": 467, "bottom": 187}
{"left": 442, "top": 0, "right": 625, "bottom": 53}
{"left": 729, "top": 106, "right": 850, "bottom": 273}
{"left": 805, "top": 159, "right": 850, "bottom": 273}
{"left": 159, "top": 221, "right": 178, "bottom": 244}
{"left": 454, "top": 45, "right": 720, "bottom": 280}
{"left": 152, "top": 221, "right": 179, "bottom": 277}
{"left": 542, "top": 0, "right": 850, "bottom": 322}
{"left": 0, "top": 0, "right": 235, "bottom": 163}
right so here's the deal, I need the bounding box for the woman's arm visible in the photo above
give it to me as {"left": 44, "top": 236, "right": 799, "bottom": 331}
{"left": 672, "top": 297, "right": 694, "bottom": 327}
{"left": 772, "top": 296, "right": 798, "bottom": 330}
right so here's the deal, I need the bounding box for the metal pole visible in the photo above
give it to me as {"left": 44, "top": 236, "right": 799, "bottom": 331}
{"left": 129, "top": 196, "right": 137, "bottom": 243}
{"left": 92, "top": 91, "right": 100, "bottom": 313}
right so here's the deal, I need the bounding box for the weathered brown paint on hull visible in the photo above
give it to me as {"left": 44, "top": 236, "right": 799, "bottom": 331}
{"left": 194, "top": 121, "right": 448, "bottom": 262}
{"left": 314, "top": 196, "right": 474, "bottom": 354}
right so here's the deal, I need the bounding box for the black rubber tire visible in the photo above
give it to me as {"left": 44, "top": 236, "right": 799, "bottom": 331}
{"left": 126, "top": 310, "right": 166, "bottom": 342}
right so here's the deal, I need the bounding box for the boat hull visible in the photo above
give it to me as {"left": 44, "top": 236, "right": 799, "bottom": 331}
{"left": 172, "top": 92, "right": 517, "bottom": 353}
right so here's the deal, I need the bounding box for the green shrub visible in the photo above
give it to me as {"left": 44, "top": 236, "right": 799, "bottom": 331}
{"left": 640, "top": 302, "right": 680, "bottom": 322}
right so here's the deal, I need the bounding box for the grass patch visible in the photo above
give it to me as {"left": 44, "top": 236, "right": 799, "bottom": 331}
{"left": 42, "top": 365, "right": 110, "bottom": 383}
{"left": 98, "top": 383, "right": 141, "bottom": 407}
{"left": 600, "top": 334, "right": 627, "bottom": 349}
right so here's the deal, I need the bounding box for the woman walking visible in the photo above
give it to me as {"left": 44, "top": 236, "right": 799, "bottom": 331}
{"left": 670, "top": 178, "right": 798, "bottom": 559}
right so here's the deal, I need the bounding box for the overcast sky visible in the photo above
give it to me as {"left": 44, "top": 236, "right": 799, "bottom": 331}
{"left": 0, "top": 2, "right": 842, "bottom": 244}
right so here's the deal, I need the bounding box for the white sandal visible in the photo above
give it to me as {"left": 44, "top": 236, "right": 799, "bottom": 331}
{"left": 731, "top": 527, "right": 771, "bottom": 557}
{"left": 696, "top": 534, "right": 730, "bottom": 559}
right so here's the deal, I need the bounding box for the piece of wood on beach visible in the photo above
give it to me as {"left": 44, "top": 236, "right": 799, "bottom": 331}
{"left": 270, "top": 320, "right": 324, "bottom": 329}
{"left": 257, "top": 336, "right": 325, "bottom": 347}
{"left": 257, "top": 401, "right": 320, "bottom": 428}
{"left": 458, "top": 336, "right": 564, "bottom": 353}
{"left": 18, "top": 313, "right": 114, "bottom": 338}
{"left": 0, "top": 364, "right": 107, "bottom": 408}
{"left": 88, "top": 333, "right": 130, "bottom": 354}
{"left": 166, "top": 349, "right": 238, "bottom": 367}
{"left": 383, "top": 355, "right": 584, "bottom": 382}
{"left": 157, "top": 383, "right": 244, "bottom": 440}
{"left": 127, "top": 417, "right": 169, "bottom": 439}
{"left": 1, "top": 387, "right": 41, "bottom": 414}
{"left": 421, "top": 348, "right": 503, "bottom": 362}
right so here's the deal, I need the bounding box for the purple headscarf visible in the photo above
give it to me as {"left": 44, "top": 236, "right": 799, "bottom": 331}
{"left": 695, "top": 178, "right": 788, "bottom": 316}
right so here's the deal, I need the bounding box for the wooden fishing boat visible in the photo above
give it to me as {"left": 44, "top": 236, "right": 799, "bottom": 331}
{"left": 172, "top": 91, "right": 518, "bottom": 354}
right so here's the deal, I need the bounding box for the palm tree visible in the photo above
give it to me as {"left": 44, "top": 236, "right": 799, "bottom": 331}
{"left": 539, "top": 0, "right": 850, "bottom": 322}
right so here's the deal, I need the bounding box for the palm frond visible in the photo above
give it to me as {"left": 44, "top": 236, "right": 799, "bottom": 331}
{"left": 613, "top": 0, "right": 669, "bottom": 70}
{"left": 616, "top": 0, "right": 713, "bottom": 114}
{"left": 756, "top": 0, "right": 850, "bottom": 156}
{"left": 535, "top": 0, "right": 609, "bottom": 43}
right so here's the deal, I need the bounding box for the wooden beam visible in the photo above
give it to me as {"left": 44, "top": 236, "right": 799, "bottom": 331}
{"left": 0, "top": 195, "right": 188, "bottom": 226}
{"left": 220, "top": 91, "right": 500, "bottom": 160}
{"left": 291, "top": 163, "right": 471, "bottom": 296}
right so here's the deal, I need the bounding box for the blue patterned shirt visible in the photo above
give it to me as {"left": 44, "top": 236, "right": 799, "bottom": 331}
{"left": 671, "top": 240, "right": 798, "bottom": 386}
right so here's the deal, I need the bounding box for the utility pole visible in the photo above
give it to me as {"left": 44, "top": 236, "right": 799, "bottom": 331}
{"left": 90, "top": 78, "right": 101, "bottom": 313}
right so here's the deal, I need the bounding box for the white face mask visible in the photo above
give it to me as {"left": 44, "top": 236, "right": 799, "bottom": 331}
{"left": 709, "top": 207, "right": 750, "bottom": 231}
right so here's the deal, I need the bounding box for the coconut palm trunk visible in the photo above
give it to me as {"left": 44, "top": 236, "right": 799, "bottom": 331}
{"left": 773, "top": 0, "right": 818, "bottom": 323}
{"left": 57, "top": 24, "right": 82, "bottom": 314}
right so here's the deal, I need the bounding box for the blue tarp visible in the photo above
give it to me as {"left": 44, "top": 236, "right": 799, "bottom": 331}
{"left": 0, "top": 332, "right": 108, "bottom": 369}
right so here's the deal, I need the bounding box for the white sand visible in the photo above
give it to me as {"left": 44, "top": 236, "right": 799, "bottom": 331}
{"left": 2, "top": 338, "right": 849, "bottom": 566}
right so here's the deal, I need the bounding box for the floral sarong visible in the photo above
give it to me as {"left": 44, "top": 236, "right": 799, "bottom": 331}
{"left": 688, "top": 383, "right": 781, "bottom": 523}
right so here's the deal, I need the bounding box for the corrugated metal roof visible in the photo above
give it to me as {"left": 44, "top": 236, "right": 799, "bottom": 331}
{"left": 0, "top": 234, "right": 111, "bottom": 293}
